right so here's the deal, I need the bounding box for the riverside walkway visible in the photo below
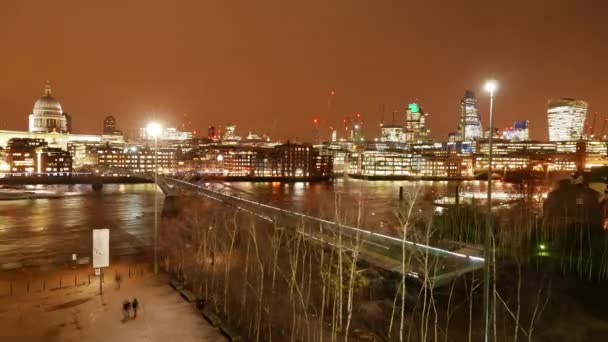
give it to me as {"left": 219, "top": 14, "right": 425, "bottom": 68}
{"left": 163, "top": 177, "right": 484, "bottom": 288}
{"left": 0, "top": 262, "right": 226, "bottom": 342}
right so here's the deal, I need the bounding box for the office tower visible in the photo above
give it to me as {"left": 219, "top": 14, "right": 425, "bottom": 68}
{"left": 547, "top": 98, "right": 588, "bottom": 141}
{"left": 457, "top": 90, "right": 483, "bottom": 141}
{"left": 103, "top": 116, "right": 117, "bottom": 134}
{"left": 404, "top": 103, "right": 430, "bottom": 143}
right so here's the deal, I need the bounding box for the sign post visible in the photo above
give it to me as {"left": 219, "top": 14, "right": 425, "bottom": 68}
{"left": 92, "top": 229, "right": 110, "bottom": 295}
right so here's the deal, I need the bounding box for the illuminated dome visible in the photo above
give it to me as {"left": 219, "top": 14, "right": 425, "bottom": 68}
{"left": 29, "top": 82, "right": 68, "bottom": 133}
{"left": 33, "top": 85, "right": 63, "bottom": 116}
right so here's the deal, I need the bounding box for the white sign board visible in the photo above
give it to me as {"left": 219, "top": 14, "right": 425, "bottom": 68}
{"left": 92, "top": 229, "right": 110, "bottom": 268}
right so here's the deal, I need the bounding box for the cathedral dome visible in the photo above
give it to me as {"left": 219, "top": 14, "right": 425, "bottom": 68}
{"left": 28, "top": 82, "right": 68, "bottom": 133}
{"left": 32, "top": 83, "right": 63, "bottom": 116}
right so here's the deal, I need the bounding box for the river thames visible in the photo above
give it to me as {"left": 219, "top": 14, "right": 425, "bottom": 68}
{"left": 0, "top": 179, "right": 527, "bottom": 268}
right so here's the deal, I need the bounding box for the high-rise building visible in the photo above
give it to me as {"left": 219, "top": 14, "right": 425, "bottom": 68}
{"left": 404, "top": 103, "right": 430, "bottom": 143}
{"left": 457, "top": 90, "right": 483, "bottom": 141}
{"left": 103, "top": 116, "right": 117, "bottom": 134}
{"left": 547, "top": 98, "right": 588, "bottom": 141}
{"left": 223, "top": 124, "right": 237, "bottom": 140}
{"left": 208, "top": 126, "right": 216, "bottom": 140}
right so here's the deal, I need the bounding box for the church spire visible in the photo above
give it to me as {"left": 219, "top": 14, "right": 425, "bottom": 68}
{"left": 44, "top": 81, "right": 52, "bottom": 96}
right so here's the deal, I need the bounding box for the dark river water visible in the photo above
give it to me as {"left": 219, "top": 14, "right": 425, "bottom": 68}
{"left": 0, "top": 184, "right": 158, "bottom": 267}
{"left": 0, "top": 180, "right": 526, "bottom": 268}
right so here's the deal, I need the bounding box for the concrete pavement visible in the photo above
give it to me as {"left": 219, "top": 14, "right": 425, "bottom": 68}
{"left": 0, "top": 265, "right": 226, "bottom": 342}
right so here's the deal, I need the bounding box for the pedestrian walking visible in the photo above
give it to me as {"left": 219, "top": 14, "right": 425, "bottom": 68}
{"left": 122, "top": 299, "right": 131, "bottom": 322}
{"left": 132, "top": 298, "right": 139, "bottom": 318}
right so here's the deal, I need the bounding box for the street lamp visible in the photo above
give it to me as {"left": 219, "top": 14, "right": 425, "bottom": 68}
{"left": 146, "top": 122, "right": 162, "bottom": 275}
{"left": 483, "top": 79, "right": 497, "bottom": 342}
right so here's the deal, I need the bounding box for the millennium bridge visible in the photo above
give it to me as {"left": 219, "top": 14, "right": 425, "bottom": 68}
{"left": 154, "top": 175, "right": 484, "bottom": 289}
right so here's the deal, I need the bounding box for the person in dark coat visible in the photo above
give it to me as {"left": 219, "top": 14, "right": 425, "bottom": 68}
{"left": 132, "top": 298, "right": 139, "bottom": 318}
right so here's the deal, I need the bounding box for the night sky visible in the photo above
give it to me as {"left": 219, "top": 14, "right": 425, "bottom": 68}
{"left": 0, "top": 0, "right": 606, "bottom": 141}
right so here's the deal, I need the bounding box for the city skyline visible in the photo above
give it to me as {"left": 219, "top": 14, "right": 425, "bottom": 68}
{"left": 0, "top": 1, "right": 606, "bottom": 141}
{"left": 1, "top": 3, "right": 607, "bottom": 340}
{"left": 0, "top": 80, "right": 599, "bottom": 143}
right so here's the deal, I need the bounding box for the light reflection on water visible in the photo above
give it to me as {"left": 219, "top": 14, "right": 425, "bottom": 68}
{"left": 218, "top": 178, "right": 535, "bottom": 230}
{"left": 0, "top": 180, "right": 540, "bottom": 267}
{"left": 0, "top": 184, "right": 159, "bottom": 266}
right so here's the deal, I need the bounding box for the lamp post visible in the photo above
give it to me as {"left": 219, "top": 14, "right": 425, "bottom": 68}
{"left": 483, "top": 80, "right": 497, "bottom": 342}
{"left": 146, "top": 122, "right": 162, "bottom": 275}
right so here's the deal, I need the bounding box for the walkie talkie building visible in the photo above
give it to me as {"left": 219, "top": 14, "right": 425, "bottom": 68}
{"left": 547, "top": 98, "right": 587, "bottom": 141}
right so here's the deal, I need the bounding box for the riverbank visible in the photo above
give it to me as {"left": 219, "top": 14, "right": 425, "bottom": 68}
{"left": 186, "top": 174, "right": 332, "bottom": 182}
{"left": 348, "top": 174, "right": 473, "bottom": 181}
{"left": 0, "top": 260, "right": 226, "bottom": 342}
{"left": 0, "top": 175, "right": 151, "bottom": 185}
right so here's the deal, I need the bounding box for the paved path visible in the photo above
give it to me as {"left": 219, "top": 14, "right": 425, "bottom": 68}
{"left": 0, "top": 266, "right": 226, "bottom": 342}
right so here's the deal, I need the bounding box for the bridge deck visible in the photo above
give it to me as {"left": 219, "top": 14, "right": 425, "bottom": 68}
{"left": 164, "top": 177, "right": 484, "bottom": 288}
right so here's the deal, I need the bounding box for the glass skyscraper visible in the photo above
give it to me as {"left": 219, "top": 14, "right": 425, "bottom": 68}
{"left": 547, "top": 98, "right": 588, "bottom": 141}
{"left": 404, "top": 103, "right": 430, "bottom": 143}
{"left": 457, "top": 90, "right": 483, "bottom": 141}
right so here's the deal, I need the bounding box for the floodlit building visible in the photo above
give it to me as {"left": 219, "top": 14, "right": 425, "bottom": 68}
{"left": 380, "top": 125, "right": 404, "bottom": 143}
{"left": 94, "top": 145, "right": 178, "bottom": 173}
{"left": 5, "top": 138, "right": 72, "bottom": 174}
{"left": 348, "top": 150, "right": 413, "bottom": 177}
{"left": 139, "top": 127, "right": 192, "bottom": 141}
{"left": 547, "top": 98, "right": 588, "bottom": 142}
{"left": 457, "top": 90, "right": 483, "bottom": 141}
{"left": 417, "top": 155, "right": 473, "bottom": 178}
{"left": 404, "top": 103, "right": 430, "bottom": 143}
{"left": 41, "top": 147, "right": 73, "bottom": 174}
{"left": 477, "top": 140, "right": 557, "bottom": 155}
{"left": 502, "top": 120, "right": 530, "bottom": 141}
{"left": 28, "top": 82, "right": 69, "bottom": 133}
{"left": 278, "top": 143, "right": 317, "bottom": 177}
{"left": 0, "top": 83, "right": 124, "bottom": 152}
{"left": 223, "top": 124, "right": 237, "bottom": 140}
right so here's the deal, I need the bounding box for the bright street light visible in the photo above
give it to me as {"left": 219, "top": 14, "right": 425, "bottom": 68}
{"left": 147, "top": 121, "right": 162, "bottom": 275}
{"left": 146, "top": 122, "right": 162, "bottom": 138}
{"left": 483, "top": 79, "right": 497, "bottom": 342}
{"left": 484, "top": 80, "right": 498, "bottom": 94}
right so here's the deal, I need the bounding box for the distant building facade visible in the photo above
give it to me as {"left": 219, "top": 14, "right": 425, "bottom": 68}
{"left": 277, "top": 143, "right": 332, "bottom": 178}
{"left": 547, "top": 98, "right": 588, "bottom": 142}
{"left": 404, "top": 103, "right": 430, "bottom": 143}
{"left": 502, "top": 120, "right": 530, "bottom": 141}
{"left": 103, "top": 116, "right": 122, "bottom": 135}
{"left": 139, "top": 127, "right": 192, "bottom": 141}
{"left": 457, "top": 90, "right": 483, "bottom": 141}
{"left": 380, "top": 125, "right": 404, "bottom": 143}
{"left": 5, "top": 138, "right": 72, "bottom": 174}
{"left": 93, "top": 144, "right": 178, "bottom": 173}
